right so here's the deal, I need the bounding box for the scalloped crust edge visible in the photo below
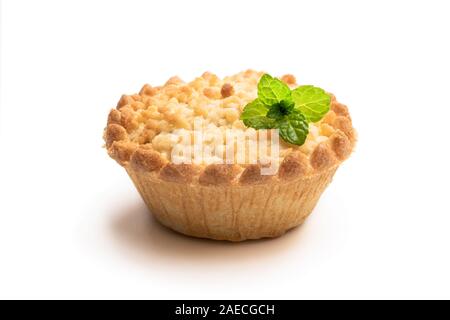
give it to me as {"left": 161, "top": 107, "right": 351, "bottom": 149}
{"left": 104, "top": 115, "right": 356, "bottom": 185}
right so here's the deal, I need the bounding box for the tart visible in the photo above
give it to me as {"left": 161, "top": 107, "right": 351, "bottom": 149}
{"left": 104, "top": 70, "right": 356, "bottom": 241}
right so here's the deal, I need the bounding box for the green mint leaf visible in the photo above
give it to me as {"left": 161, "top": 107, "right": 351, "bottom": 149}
{"left": 291, "top": 85, "right": 331, "bottom": 122}
{"left": 240, "top": 98, "right": 276, "bottom": 129}
{"left": 276, "top": 110, "right": 309, "bottom": 145}
{"left": 267, "top": 99, "right": 295, "bottom": 120}
{"left": 258, "top": 74, "right": 292, "bottom": 106}
{"left": 267, "top": 105, "right": 285, "bottom": 120}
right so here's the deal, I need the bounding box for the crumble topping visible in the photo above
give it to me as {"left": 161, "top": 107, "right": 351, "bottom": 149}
{"left": 108, "top": 71, "right": 347, "bottom": 162}
{"left": 104, "top": 70, "right": 356, "bottom": 184}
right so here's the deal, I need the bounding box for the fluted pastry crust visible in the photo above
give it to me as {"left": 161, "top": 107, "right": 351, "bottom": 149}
{"left": 125, "top": 164, "right": 338, "bottom": 241}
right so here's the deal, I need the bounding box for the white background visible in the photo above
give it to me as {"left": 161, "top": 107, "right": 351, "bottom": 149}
{"left": 1, "top": 0, "right": 450, "bottom": 299}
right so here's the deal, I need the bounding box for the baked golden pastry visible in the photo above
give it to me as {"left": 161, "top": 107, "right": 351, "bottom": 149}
{"left": 104, "top": 70, "right": 356, "bottom": 241}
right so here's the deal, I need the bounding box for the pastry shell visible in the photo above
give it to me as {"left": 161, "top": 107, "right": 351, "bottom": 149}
{"left": 104, "top": 72, "right": 356, "bottom": 241}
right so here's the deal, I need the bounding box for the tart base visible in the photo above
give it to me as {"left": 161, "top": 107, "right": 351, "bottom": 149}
{"left": 125, "top": 166, "right": 338, "bottom": 242}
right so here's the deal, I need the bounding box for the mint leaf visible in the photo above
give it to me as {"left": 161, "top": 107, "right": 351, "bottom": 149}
{"left": 258, "top": 74, "right": 292, "bottom": 106}
{"left": 291, "top": 85, "right": 331, "bottom": 122}
{"left": 267, "top": 105, "right": 285, "bottom": 120}
{"left": 276, "top": 111, "right": 309, "bottom": 145}
{"left": 240, "top": 98, "right": 276, "bottom": 129}
{"left": 267, "top": 99, "right": 295, "bottom": 120}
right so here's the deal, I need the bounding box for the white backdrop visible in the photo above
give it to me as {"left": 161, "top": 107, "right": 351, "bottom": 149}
{"left": 1, "top": 0, "right": 450, "bottom": 299}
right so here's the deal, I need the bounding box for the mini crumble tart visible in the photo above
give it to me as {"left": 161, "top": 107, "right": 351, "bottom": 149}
{"left": 104, "top": 70, "right": 356, "bottom": 241}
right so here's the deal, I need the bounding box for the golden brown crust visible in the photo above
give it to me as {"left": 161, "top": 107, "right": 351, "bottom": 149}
{"left": 310, "top": 143, "right": 335, "bottom": 171}
{"left": 329, "top": 131, "right": 352, "bottom": 160}
{"left": 199, "top": 164, "right": 241, "bottom": 186}
{"left": 109, "top": 141, "right": 138, "bottom": 165}
{"left": 118, "top": 106, "right": 139, "bottom": 132}
{"left": 333, "top": 116, "right": 355, "bottom": 142}
{"left": 107, "top": 109, "right": 122, "bottom": 125}
{"left": 278, "top": 152, "right": 309, "bottom": 181}
{"left": 239, "top": 164, "right": 273, "bottom": 185}
{"left": 160, "top": 163, "right": 201, "bottom": 183}
{"left": 130, "top": 148, "right": 166, "bottom": 172}
{"left": 105, "top": 124, "right": 127, "bottom": 147}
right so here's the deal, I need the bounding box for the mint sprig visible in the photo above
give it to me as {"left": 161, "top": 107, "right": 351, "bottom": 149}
{"left": 240, "top": 73, "right": 331, "bottom": 145}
